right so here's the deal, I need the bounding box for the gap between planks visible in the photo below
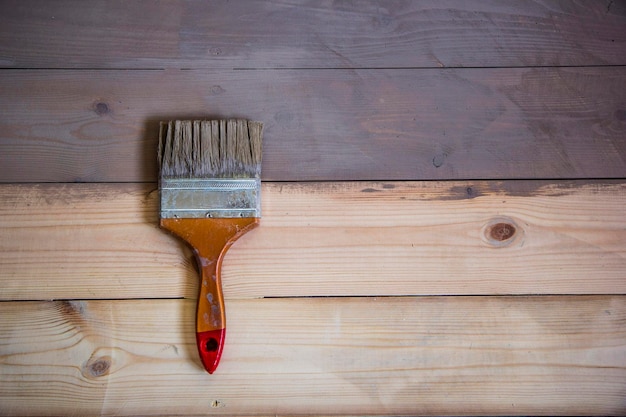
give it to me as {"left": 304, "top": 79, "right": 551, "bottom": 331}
{"left": 0, "top": 180, "right": 624, "bottom": 301}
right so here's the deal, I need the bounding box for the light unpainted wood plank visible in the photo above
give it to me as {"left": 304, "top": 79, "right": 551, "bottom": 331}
{"left": 1, "top": 0, "right": 625, "bottom": 69}
{"left": 1, "top": 68, "right": 625, "bottom": 182}
{"left": 0, "top": 296, "right": 624, "bottom": 416}
{"left": 0, "top": 181, "right": 624, "bottom": 301}
{"left": 0, "top": 183, "right": 190, "bottom": 300}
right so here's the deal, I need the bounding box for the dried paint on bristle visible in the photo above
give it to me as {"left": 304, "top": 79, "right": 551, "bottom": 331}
{"left": 158, "top": 119, "right": 262, "bottom": 179}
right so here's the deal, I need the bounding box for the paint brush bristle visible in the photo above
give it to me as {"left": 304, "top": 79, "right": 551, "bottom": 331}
{"left": 158, "top": 119, "right": 263, "bottom": 179}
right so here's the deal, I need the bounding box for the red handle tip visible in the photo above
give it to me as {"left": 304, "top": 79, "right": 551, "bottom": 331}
{"left": 197, "top": 328, "right": 226, "bottom": 374}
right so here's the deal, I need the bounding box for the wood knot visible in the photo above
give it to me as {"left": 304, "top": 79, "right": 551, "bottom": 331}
{"left": 93, "top": 101, "right": 110, "bottom": 116}
{"left": 432, "top": 153, "right": 447, "bottom": 168}
{"left": 209, "top": 47, "right": 222, "bottom": 56}
{"left": 490, "top": 222, "right": 516, "bottom": 242}
{"left": 209, "top": 85, "right": 225, "bottom": 95}
{"left": 83, "top": 355, "right": 112, "bottom": 379}
{"left": 59, "top": 300, "right": 85, "bottom": 317}
{"left": 483, "top": 217, "right": 521, "bottom": 247}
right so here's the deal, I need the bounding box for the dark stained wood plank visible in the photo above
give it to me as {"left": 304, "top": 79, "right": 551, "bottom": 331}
{"left": 1, "top": 0, "right": 625, "bottom": 69}
{"left": 0, "top": 68, "right": 624, "bottom": 182}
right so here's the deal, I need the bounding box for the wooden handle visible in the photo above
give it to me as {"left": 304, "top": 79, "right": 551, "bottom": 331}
{"left": 160, "top": 217, "right": 259, "bottom": 373}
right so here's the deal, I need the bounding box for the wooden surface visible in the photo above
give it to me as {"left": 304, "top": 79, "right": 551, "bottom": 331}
{"left": 1, "top": 1, "right": 625, "bottom": 416}
{"left": 1, "top": 181, "right": 625, "bottom": 301}
{"left": 0, "top": 67, "right": 625, "bottom": 182}
{"left": 1, "top": 297, "right": 625, "bottom": 416}
{"left": 1, "top": 0, "right": 625, "bottom": 69}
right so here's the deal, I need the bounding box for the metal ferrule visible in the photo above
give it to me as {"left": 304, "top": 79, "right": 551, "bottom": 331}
{"left": 160, "top": 178, "right": 261, "bottom": 219}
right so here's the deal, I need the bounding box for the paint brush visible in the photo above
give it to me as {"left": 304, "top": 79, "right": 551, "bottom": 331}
{"left": 158, "top": 119, "right": 262, "bottom": 374}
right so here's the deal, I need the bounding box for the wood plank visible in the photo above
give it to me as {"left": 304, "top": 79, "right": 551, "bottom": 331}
{"left": 1, "top": 67, "right": 625, "bottom": 182}
{"left": 1, "top": 181, "right": 624, "bottom": 301}
{"left": 1, "top": 297, "right": 624, "bottom": 416}
{"left": 0, "top": 183, "right": 190, "bottom": 300}
{"left": 1, "top": 0, "right": 625, "bottom": 69}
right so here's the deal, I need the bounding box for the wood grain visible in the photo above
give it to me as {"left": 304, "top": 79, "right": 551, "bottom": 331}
{"left": 1, "top": 181, "right": 624, "bottom": 301}
{"left": 1, "top": 67, "right": 625, "bottom": 182}
{"left": 0, "top": 296, "right": 624, "bottom": 416}
{"left": 1, "top": 0, "right": 625, "bottom": 69}
{"left": 1, "top": 2, "right": 624, "bottom": 415}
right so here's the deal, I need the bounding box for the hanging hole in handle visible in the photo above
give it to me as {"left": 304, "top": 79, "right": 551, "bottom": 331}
{"left": 205, "top": 338, "right": 219, "bottom": 352}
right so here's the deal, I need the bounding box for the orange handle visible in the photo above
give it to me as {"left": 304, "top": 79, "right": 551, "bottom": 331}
{"left": 160, "top": 217, "right": 259, "bottom": 373}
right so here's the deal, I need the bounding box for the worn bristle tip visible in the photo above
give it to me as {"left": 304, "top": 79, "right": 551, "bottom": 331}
{"left": 158, "top": 119, "right": 263, "bottom": 178}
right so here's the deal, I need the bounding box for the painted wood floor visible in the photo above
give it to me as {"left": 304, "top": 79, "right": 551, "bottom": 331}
{"left": 0, "top": 1, "right": 625, "bottom": 415}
